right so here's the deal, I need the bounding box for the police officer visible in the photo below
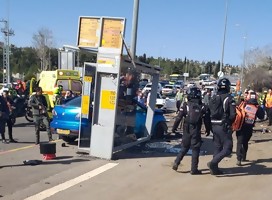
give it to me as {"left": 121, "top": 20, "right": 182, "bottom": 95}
{"left": 28, "top": 87, "right": 53, "bottom": 144}
{"left": 0, "top": 95, "right": 9, "bottom": 143}
{"left": 236, "top": 91, "right": 264, "bottom": 166}
{"left": 207, "top": 78, "right": 236, "bottom": 175}
{"left": 172, "top": 86, "right": 211, "bottom": 175}
{"left": 2, "top": 90, "right": 17, "bottom": 143}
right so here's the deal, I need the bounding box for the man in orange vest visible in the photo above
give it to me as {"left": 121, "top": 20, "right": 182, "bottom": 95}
{"left": 265, "top": 89, "right": 272, "bottom": 126}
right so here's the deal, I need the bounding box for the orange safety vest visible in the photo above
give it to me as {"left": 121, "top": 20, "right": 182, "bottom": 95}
{"left": 244, "top": 104, "right": 258, "bottom": 125}
{"left": 265, "top": 93, "right": 272, "bottom": 108}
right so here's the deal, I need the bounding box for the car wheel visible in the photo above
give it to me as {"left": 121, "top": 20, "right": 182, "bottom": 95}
{"left": 60, "top": 135, "right": 76, "bottom": 143}
{"left": 153, "top": 121, "right": 168, "bottom": 139}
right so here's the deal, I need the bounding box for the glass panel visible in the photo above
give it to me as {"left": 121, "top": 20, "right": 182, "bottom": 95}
{"left": 56, "top": 80, "right": 69, "bottom": 91}
{"left": 71, "top": 80, "right": 82, "bottom": 93}
{"left": 114, "top": 66, "right": 150, "bottom": 147}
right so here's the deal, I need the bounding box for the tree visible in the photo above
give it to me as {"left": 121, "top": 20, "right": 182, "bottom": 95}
{"left": 242, "top": 45, "right": 272, "bottom": 90}
{"left": 32, "top": 28, "right": 54, "bottom": 71}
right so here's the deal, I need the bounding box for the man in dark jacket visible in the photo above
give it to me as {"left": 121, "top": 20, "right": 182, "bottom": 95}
{"left": 236, "top": 91, "right": 265, "bottom": 166}
{"left": 172, "top": 86, "right": 211, "bottom": 175}
{"left": 28, "top": 87, "right": 53, "bottom": 144}
{"left": 2, "top": 91, "right": 17, "bottom": 143}
{"left": 207, "top": 78, "right": 237, "bottom": 175}
{"left": 0, "top": 95, "right": 9, "bottom": 143}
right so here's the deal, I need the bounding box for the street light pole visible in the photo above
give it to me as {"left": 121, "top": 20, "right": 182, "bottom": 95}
{"left": 131, "top": 0, "right": 139, "bottom": 60}
{"left": 220, "top": 0, "right": 229, "bottom": 73}
{"left": 241, "top": 35, "right": 247, "bottom": 91}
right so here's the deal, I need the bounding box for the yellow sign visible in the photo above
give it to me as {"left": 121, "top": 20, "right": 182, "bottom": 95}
{"left": 101, "top": 90, "right": 116, "bottom": 110}
{"left": 82, "top": 95, "right": 90, "bottom": 115}
{"left": 101, "top": 18, "right": 124, "bottom": 49}
{"left": 84, "top": 76, "right": 92, "bottom": 82}
{"left": 78, "top": 17, "right": 100, "bottom": 48}
{"left": 97, "top": 58, "right": 115, "bottom": 65}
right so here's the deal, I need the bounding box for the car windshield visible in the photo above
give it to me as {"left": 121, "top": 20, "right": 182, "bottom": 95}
{"left": 71, "top": 80, "right": 82, "bottom": 93}
{"left": 65, "top": 96, "right": 81, "bottom": 107}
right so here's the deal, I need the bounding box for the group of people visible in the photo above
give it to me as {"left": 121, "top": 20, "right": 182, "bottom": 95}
{"left": 0, "top": 83, "right": 76, "bottom": 145}
{"left": 171, "top": 77, "right": 265, "bottom": 175}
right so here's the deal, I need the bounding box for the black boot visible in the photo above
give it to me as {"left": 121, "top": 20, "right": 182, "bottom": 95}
{"left": 190, "top": 169, "right": 202, "bottom": 175}
{"left": 172, "top": 163, "right": 178, "bottom": 171}
{"left": 236, "top": 160, "right": 242, "bottom": 166}
{"left": 8, "top": 130, "right": 17, "bottom": 143}
{"left": 207, "top": 162, "right": 223, "bottom": 175}
{"left": 242, "top": 152, "right": 247, "bottom": 161}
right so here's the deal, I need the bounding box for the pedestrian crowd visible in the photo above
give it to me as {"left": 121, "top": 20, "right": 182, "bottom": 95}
{"left": 172, "top": 77, "right": 267, "bottom": 175}
{"left": 0, "top": 82, "right": 75, "bottom": 144}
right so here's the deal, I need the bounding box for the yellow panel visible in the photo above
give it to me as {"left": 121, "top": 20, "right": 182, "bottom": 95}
{"left": 101, "top": 90, "right": 116, "bottom": 110}
{"left": 101, "top": 18, "right": 124, "bottom": 49}
{"left": 78, "top": 17, "right": 100, "bottom": 48}
{"left": 82, "top": 95, "right": 90, "bottom": 115}
{"left": 84, "top": 76, "right": 92, "bottom": 82}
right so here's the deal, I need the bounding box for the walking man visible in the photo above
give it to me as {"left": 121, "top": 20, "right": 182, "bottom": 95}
{"left": 172, "top": 86, "right": 211, "bottom": 175}
{"left": 207, "top": 78, "right": 236, "bottom": 175}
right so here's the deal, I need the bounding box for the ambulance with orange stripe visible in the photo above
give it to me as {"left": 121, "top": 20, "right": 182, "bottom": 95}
{"left": 30, "top": 69, "right": 82, "bottom": 110}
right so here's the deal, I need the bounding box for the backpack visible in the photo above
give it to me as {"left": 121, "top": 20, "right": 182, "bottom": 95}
{"left": 209, "top": 95, "right": 228, "bottom": 120}
{"left": 185, "top": 102, "right": 202, "bottom": 125}
{"left": 232, "top": 101, "right": 246, "bottom": 131}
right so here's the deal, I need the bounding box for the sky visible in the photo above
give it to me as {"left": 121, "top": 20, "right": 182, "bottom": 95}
{"left": 0, "top": 0, "right": 272, "bottom": 66}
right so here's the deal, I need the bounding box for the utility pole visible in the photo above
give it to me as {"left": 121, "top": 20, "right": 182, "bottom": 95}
{"left": 240, "top": 35, "right": 247, "bottom": 91}
{"left": 131, "top": 0, "right": 139, "bottom": 60}
{"left": 1, "top": 19, "right": 14, "bottom": 84}
{"left": 220, "top": 0, "right": 229, "bottom": 73}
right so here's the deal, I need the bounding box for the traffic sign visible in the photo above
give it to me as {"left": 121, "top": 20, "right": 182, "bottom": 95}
{"left": 217, "top": 71, "right": 224, "bottom": 78}
{"left": 183, "top": 73, "right": 189, "bottom": 77}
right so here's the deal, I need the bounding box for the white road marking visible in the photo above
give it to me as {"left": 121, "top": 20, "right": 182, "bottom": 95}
{"left": 25, "top": 162, "right": 119, "bottom": 200}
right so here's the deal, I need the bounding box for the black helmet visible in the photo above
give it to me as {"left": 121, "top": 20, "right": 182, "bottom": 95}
{"left": 217, "top": 78, "right": 231, "bottom": 92}
{"left": 186, "top": 86, "right": 201, "bottom": 100}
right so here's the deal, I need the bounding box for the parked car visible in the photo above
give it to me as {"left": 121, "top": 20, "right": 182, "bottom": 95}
{"left": 186, "top": 82, "right": 196, "bottom": 88}
{"left": 162, "top": 84, "right": 177, "bottom": 96}
{"left": 201, "top": 79, "right": 216, "bottom": 86}
{"left": 155, "top": 93, "right": 176, "bottom": 112}
{"left": 142, "top": 82, "right": 162, "bottom": 94}
{"left": 50, "top": 96, "right": 91, "bottom": 143}
{"left": 159, "top": 80, "right": 169, "bottom": 88}
{"left": 139, "top": 79, "right": 149, "bottom": 90}
{"left": 174, "top": 80, "right": 185, "bottom": 89}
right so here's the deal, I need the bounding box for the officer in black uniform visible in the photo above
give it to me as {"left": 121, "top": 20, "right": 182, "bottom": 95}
{"left": 172, "top": 86, "right": 211, "bottom": 175}
{"left": 28, "top": 87, "right": 53, "bottom": 144}
{"left": 0, "top": 95, "right": 9, "bottom": 143}
{"left": 207, "top": 78, "right": 236, "bottom": 175}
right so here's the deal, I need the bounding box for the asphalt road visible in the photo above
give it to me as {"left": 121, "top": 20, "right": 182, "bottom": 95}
{"left": 1, "top": 117, "right": 272, "bottom": 200}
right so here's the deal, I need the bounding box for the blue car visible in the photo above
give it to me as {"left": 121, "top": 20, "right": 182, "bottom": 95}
{"left": 50, "top": 96, "right": 168, "bottom": 142}
{"left": 50, "top": 96, "right": 91, "bottom": 142}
